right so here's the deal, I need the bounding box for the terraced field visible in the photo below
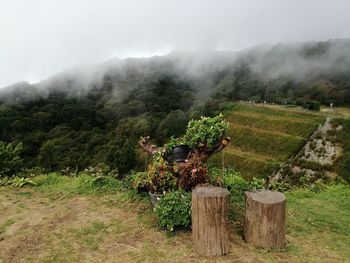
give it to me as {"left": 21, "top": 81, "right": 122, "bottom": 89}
{"left": 210, "top": 103, "right": 326, "bottom": 179}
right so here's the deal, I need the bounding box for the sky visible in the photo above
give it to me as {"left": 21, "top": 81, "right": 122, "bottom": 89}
{"left": 1, "top": 0, "right": 350, "bottom": 88}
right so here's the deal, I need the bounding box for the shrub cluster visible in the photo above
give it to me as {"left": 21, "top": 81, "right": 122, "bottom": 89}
{"left": 155, "top": 191, "right": 192, "bottom": 232}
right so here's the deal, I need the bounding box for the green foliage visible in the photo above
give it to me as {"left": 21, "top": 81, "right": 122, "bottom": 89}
{"left": 32, "top": 173, "right": 121, "bottom": 195}
{"left": 33, "top": 172, "right": 68, "bottom": 186}
{"left": 163, "top": 136, "right": 187, "bottom": 153}
{"left": 228, "top": 124, "right": 305, "bottom": 159}
{"left": 184, "top": 114, "right": 229, "bottom": 148}
{"left": 130, "top": 171, "right": 149, "bottom": 191}
{"left": 0, "top": 41, "right": 349, "bottom": 180}
{"left": 286, "top": 184, "right": 350, "bottom": 259}
{"left": 38, "top": 137, "right": 75, "bottom": 170}
{"left": 82, "top": 163, "right": 118, "bottom": 178}
{"left": 209, "top": 104, "right": 325, "bottom": 179}
{"left": 0, "top": 176, "right": 37, "bottom": 188}
{"left": 332, "top": 118, "right": 350, "bottom": 183}
{"left": 226, "top": 111, "right": 320, "bottom": 137}
{"left": 209, "top": 167, "right": 264, "bottom": 202}
{"left": 157, "top": 110, "right": 189, "bottom": 140}
{"left": 155, "top": 191, "right": 191, "bottom": 232}
{"left": 0, "top": 141, "right": 23, "bottom": 178}
{"left": 304, "top": 100, "right": 321, "bottom": 111}
{"left": 10, "top": 177, "right": 37, "bottom": 188}
{"left": 105, "top": 137, "right": 136, "bottom": 175}
{"left": 146, "top": 154, "right": 177, "bottom": 193}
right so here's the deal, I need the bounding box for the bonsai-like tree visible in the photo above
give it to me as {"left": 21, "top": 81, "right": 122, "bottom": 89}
{"left": 139, "top": 114, "right": 231, "bottom": 190}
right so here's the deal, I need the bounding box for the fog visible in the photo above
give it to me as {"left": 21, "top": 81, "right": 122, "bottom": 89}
{"left": 1, "top": 0, "right": 350, "bottom": 88}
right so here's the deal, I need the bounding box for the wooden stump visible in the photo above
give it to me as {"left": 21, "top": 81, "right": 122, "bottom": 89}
{"left": 244, "top": 190, "right": 286, "bottom": 248}
{"left": 192, "top": 185, "right": 230, "bottom": 256}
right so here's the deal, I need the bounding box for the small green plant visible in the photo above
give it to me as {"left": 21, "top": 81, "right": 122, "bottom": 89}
{"left": 83, "top": 163, "right": 118, "bottom": 178}
{"left": 146, "top": 154, "right": 177, "bottom": 193}
{"left": 267, "top": 180, "right": 291, "bottom": 192}
{"left": 0, "top": 177, "right": 37, "bottom": 188}
{"left": 130, "top": 171, "right": 149, "bottom": 191}
{"left": 155, "top": 191, "right": 191, "bottom": 232}
{"left": 184, "top": 114, "right": 229, "bottom": 148}
{"left": 164, "top": 136, "right": 187, "bottom": 153}
{"left": 209, "top": 167, "right": 265, "bottom": 201}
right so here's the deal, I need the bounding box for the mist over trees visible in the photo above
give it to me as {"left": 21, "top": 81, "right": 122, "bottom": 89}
{"left": 0, "top": 39, "right": 349, "bottom": 174}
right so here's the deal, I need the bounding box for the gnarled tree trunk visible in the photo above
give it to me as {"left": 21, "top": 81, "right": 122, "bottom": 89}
{"left": 138, "top": 136, "right": 230, "bottom": 190}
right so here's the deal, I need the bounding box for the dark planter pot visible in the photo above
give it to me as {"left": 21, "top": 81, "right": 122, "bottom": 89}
{"left": 149, "top": 191, "right": 164, "bottom": 207}
{"left": 164, "top": 145, "right": 190, "bottom": 164}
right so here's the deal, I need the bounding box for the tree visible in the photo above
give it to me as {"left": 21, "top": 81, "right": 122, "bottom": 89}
{"left": 38, "top": 137, "right": 75, "bottom": 170}
{"left": 105, "top": 137, "right": 136, "bottom": 175}
{"left": 0, "top": 141, "right": 23, "bottom": 177}
{"left": 157, "top": 110, "right": 188, "bottom": 140}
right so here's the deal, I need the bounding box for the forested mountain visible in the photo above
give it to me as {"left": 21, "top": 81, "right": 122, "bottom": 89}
{"left": 1, "top": 39, "right": 349, "bottom": 174}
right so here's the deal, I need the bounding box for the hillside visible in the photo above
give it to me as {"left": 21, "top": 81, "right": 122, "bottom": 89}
{"left": 0, "top": 39, "right": 350, "bottom": 175}
{"left": 210, "top": 103, "right": 326, "bottom": 179}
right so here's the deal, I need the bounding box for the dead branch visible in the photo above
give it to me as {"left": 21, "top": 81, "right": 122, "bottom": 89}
{"left": 138, "top": 136, "right": 160, "bottom": 155}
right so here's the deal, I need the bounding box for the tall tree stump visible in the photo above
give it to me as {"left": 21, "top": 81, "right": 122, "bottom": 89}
{"left": 244, "top": 190, "right": 286, "bottom": 248}
{"left": 192, "top": 185, "right": 230, "bottom": 256}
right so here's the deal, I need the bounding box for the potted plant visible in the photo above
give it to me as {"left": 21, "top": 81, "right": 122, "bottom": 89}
{"left": 138, "top": 113, "right": 230, "bottom": 192}
{"left": 146, "top": 153, "right": 177, "bottom": 207}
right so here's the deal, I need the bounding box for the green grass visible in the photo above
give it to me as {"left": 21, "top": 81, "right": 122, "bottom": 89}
{"left": 226, "top": 111, "right": 320, "bottom": 137}
{"left": 228, "top": 124, "right": 305, "bottom": 159}
{"left": 332, "top": 118, "right": 350, "bottom": 183}
{"left": 209, "top": 149, "right": 281, "bottom": 179}
{"left": 32, "top": 172, "right": 122, "bottom": 195}
{"left": 67, "top": 220, "right": 108, "bottom": 249}
{"left": 235, "top": 103, "right": 324, "bottom": 120}
{"left": 286, "top": 184, "right": 350, "bottom": 261}
{"left": 211, "top": 103, "right": 325, "bottom": 179}
{"left": 1, "top": 174, "right": 349, "bottom": 262}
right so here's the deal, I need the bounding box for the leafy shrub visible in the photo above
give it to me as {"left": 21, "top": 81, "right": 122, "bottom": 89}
{"left": 155, "top": 191, "right": 191, "bottom": 232}
{"left": 184, "top": 114, "right": 229, "bottom": 148}
{"left": 130, "top": 171, "right": 149, "bottom": 191}
{"left": 0, "top": 141, "right": 23, "bottom": 178}
{"left": 82, "top": 163, "right": 118, "bottom": 178}
{"left": 146, "top": 154, "right": 177, "bottom": 193}
{"left": 267, "top": 180, "right": 291, "bottom": 192}
{"left": 0, "top": 177, "right": 37, "bottom": 188}
{"left": 209, "top": 167, "right": 265, "bottom": 201}
{"left": 303, "top": 100, "right": 321, "bottom": 111}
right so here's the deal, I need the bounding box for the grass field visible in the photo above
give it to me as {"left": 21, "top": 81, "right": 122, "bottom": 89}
{"left": 1, "top": 175, "right": 349, "bottom": 263}
{"left": 209, "top": 103, "right": 326, "bottom": 179}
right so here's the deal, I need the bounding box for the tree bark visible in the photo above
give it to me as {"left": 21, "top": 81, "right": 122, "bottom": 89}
{"left": 138, "top": 136, "right": 231, "bottom": 190}
{"left": 192, "top": 185, "right": 230, "bottom": 256}
{"left": 244, "top": 190, "right": 286, "bottom": 248}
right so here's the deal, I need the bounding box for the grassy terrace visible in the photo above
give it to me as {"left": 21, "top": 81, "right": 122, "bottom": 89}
{"left": 210, "top": 103, "right": 326, "bottom": 179}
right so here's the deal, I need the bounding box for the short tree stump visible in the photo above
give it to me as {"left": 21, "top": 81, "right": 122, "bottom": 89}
{"left": 244, "top": 190, "right": 286, "bottom": 248}
{"left": 192, "top": 185, "right": 230, "bottom": 256}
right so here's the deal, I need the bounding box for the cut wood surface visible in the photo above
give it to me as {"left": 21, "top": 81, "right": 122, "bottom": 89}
{"left": 192, "top": 185, "right": 230, "bottom": 256}
{"left": 244, "top": 190, "right": 286, "bottom": 248}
